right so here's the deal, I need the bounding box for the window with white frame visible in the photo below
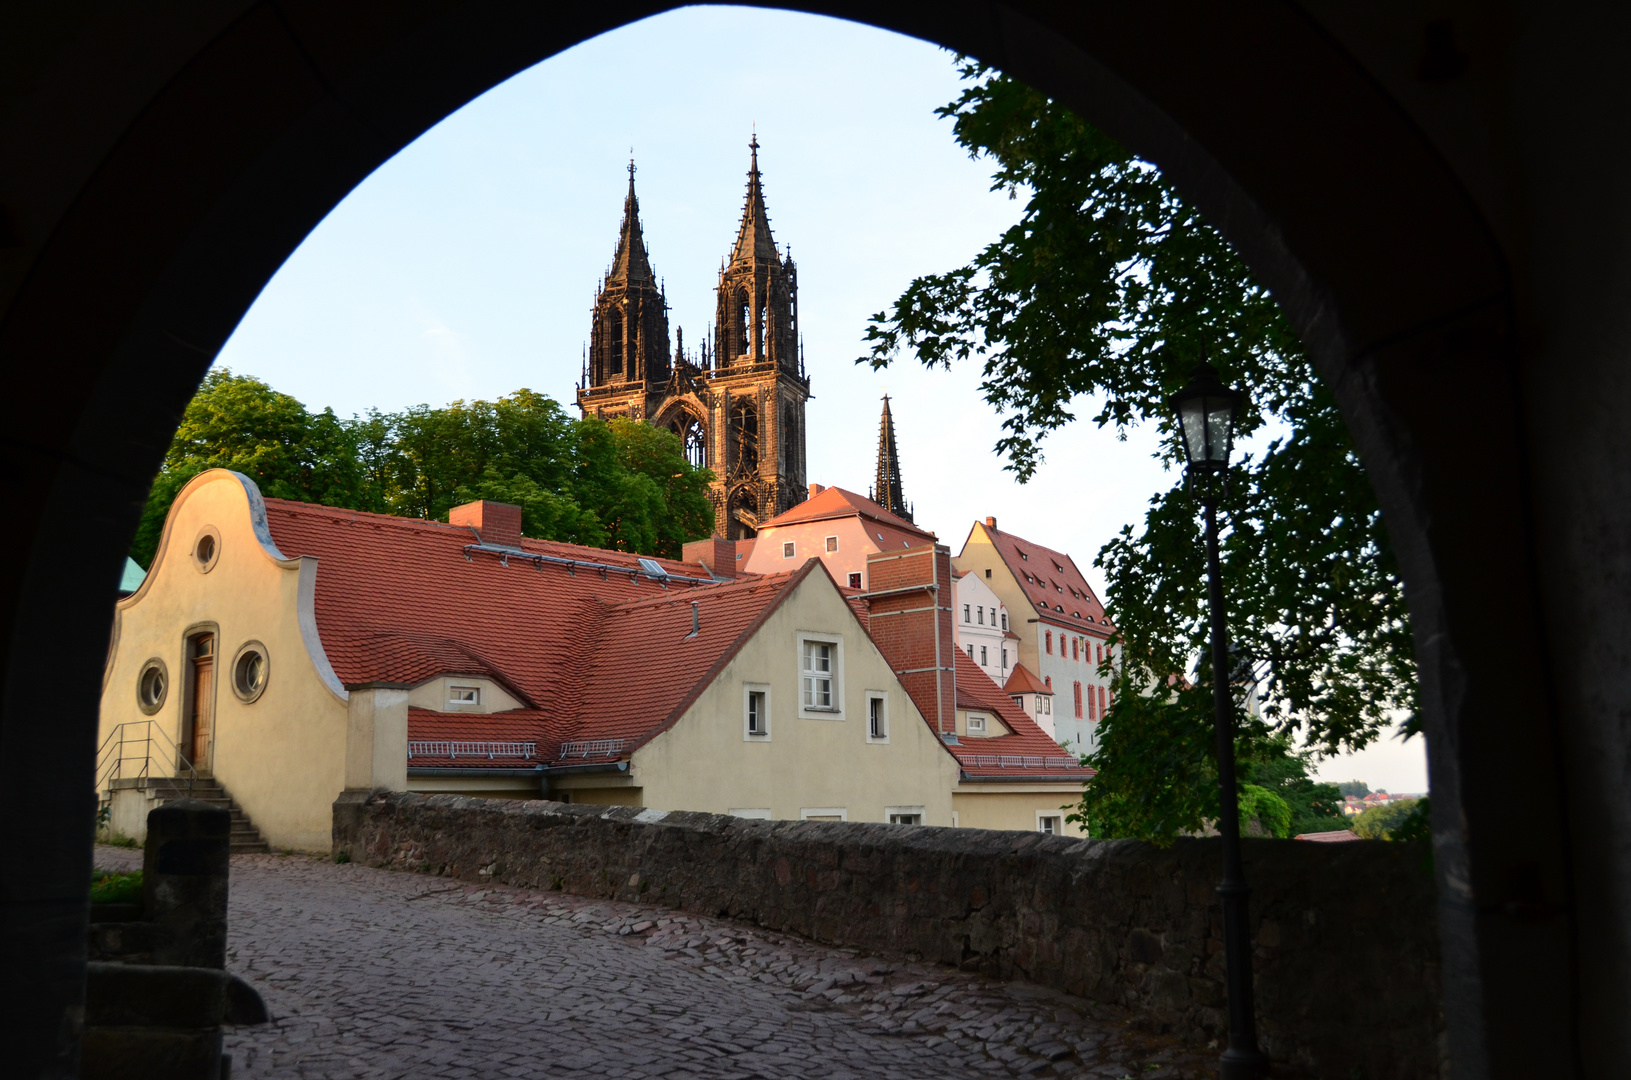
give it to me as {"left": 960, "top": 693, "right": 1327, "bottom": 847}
{"left": 977, "top": 606, "right": 985, "bottom": 625}
{"left": 866, "top": 692, "right": 888, "bottom": 741}
{"left": 847, "top": 572, "right": 862, "bottom": 589}
{"left": 979, "top": 645, "right": 988, "bottom": 665}
{"left": 783, "top": 541, "right": 796, "bottom": 558}
{"left": 966, "top": 712, "right": 988, "bottom": 735}
{"left": 962, "top": 603, "right": 970, "bottom": 622}
{"left": 798, "top": 635, "right": 841, "bottom": 714}
{"left": 1001, "top": 612, "right": 1009, "bottom": 630}
{"left": 1037, "top": 814, "right": 1063, "bottom": 834}
{"left": 886, "top": 806, "right": 924, "bottom": 825}
{"left": 448, "top": 685, "right": 480, "bottom": 707}
{"left": 825, "top": 535, "right": 839, "bottom": 553}
{"left": 800, "top": 807, "right": 847, "bottom": 821}
{"left": 744, "top": 683, "right": 770, "bottom": 738}
{"left": 730, "top": 808, "right": 771, "bottom": 819}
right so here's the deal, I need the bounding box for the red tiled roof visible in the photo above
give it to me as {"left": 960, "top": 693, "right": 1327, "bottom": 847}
{"left": 1002, "top": 663, "right": 1052, "bottom": 696}
{"left": 950, "top": 650, "right": 1093, "bottom": 780}
{"left": 261, "top": 497, "right": 799, "bottom": 767}
{"left": 1295, "top": 830, "right": 1363, "bottom": 843}
{"left": 406, "top": 707, "right": 562, "bottom": 766}
{"left": 572, "top": 568, "right": 806, "bottom": 749}
{"left": 760, "top": 485, "right": 936, "bottom": 544}
{"left": 972, "top": 522, "right": 1113, "bottom": 633}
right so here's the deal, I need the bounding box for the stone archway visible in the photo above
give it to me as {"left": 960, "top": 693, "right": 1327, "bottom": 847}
{"left": 3, "top": 5, "right": 1628, "bottom": 1076}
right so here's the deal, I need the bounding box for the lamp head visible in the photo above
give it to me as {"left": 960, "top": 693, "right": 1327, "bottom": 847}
{"left": 1168, "top": 361, "right": 1245, "bottom": 473}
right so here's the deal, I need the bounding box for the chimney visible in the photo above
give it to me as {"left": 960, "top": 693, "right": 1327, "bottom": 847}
{"left": 864, "top": 543, "right": 956, "bottom": 736}
{"left": 808, "top": 483, "right": 825, "bottom": 500}
{"left": 984, "top": 516, "right": 997, "bottom": 530}
{"left": 683, "top": 536, "right": 737, "bottom": 579}
{"left": 449, "top": 500, "right": 522, "bottom": 548}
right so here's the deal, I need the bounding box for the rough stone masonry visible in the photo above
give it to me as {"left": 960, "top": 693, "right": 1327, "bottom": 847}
{"left": 334, "top": 791, "right": 1443, "bottom": 1078}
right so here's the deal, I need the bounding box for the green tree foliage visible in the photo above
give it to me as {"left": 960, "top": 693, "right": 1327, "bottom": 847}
{"left": 1353, "top": 798, "right": 1422, "bottom": 841}
{"left": 134, "top": 371, "right": 715, "bottom": 566}
{"left": 864, "top": 62, "right": 1417, "bottom": 840}
{"left": 1337, "top": 780, "right": 1372, "bottom": 799}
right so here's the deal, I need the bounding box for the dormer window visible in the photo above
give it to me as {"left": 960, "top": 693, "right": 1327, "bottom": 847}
{"left": 967, "top": 713, "right": 988, "bottom": 735}
{"left": 448, "top": 685, "right": 479, "bottom": 707}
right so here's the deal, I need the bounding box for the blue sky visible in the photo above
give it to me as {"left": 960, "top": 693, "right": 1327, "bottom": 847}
{"left": 214, "top": 6, "right": 1426, "bottom": 794}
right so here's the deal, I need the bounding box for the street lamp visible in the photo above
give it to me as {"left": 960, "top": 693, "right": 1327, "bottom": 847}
{"left": 1168, "top": 361, "right": 1268, "bottom": 1080}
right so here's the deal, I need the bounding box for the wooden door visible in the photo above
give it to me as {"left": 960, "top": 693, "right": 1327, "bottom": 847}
{"left": 188, "top": 634, "right": 214, "bottom": 771}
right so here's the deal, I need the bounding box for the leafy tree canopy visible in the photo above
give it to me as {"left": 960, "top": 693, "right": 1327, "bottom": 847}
{"left": 863, "top": 61, "right": 1417, "bottom": 840}
{"left": 1337, "top": 780, "right": 1372, "bottom": 799}
{"left": 133, "top": 371, "right": 715, "bottom": 567}
{"left": 1353, "top": 798, "right": 1424, "bottom": 841}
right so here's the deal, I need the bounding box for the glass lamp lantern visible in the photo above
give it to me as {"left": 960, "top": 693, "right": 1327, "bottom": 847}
{"left": 1169, "top": 361, "right": 1245, "bottom": 473}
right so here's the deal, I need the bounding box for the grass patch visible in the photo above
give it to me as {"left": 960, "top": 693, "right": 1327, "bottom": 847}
{"left": 90, "top": 870, "right": 143, "bottom": 904}
{"left": 97, "top": 832, "right": 140, "bottom": 849}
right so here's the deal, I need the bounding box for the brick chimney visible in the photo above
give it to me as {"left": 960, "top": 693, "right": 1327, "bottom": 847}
{"left": 449, "top": 500, "right": 522, "bottom": 548}
{"left": 682, "top": 536, "right": 738, "bottom": 579}
{"left": 809, "top": 483, "right": 825, "bottom": 499}
{"left": 984, "top": 516, "right": 997, "bottom": 530}
{"left": 864, "top": 543, "right": 956, "bottom": 736}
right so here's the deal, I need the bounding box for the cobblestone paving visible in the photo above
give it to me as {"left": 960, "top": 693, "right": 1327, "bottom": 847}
{"left": 94, "top": 846, "right": 1213, "bottom": 1079}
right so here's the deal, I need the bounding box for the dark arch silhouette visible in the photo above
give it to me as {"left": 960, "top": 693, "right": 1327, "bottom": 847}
{"left": 2, "top": 5, "right": 1626, "bottom": 1076}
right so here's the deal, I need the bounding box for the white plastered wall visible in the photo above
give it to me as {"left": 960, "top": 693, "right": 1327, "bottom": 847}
{"left": 631, "top": 570, "right": 960, "bottom": 824}
{"left": 100, "top": 470, "right": 351, "bottom": 851}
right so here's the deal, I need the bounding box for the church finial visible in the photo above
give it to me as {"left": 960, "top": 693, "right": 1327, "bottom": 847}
{"left": 874, "top": 394, "right": 911, "bottom": 523}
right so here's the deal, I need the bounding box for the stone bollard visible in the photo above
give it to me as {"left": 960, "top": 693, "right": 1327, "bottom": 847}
{"left": 143, "top": 798, "right": 230, "bottom": 969}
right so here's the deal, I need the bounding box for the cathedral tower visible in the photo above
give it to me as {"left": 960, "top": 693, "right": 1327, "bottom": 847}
{"left": 576, "top": 141, "right": 810, "bottom": 540}
{"left": 580, "top": 162, "right": 671, "bottom": 409}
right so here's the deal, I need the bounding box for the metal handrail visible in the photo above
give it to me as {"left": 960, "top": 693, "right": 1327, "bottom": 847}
{"left": 960, "top": 753, "right": 1084, "bottom": 771}
{"left": 556, "top": 738, "right": 625, "bottom": 760}
{"left": 95, "top": 720, "right": 199, "bottom": 811}
{"left": 408, "top": 740, "right": 536, "bottom": 761}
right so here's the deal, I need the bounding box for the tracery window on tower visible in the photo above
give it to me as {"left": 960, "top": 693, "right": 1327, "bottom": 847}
{"left": 730, "top": 398, "right": 759, "bottom": 475}
{"left": 730, "top": 489, "right": 759, "bottom": 538}
{"left": 734, "top": 289, "right": 750, "bottom": 359}
{"left": 669, "top": 413, "right": 707, "bottom": 469}
{"left": 606, "top": 308, "right": 624, "bottom": 375}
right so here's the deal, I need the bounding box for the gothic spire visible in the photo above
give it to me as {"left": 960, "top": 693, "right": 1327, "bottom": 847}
{"left": 731, "top": 134, "right": 778, "bottom": 265}
{"left": 609, "top": 158, "right": 654, "bottom": 284}
{"left": 874, "top": 395, "right": 912, "bottom": 522}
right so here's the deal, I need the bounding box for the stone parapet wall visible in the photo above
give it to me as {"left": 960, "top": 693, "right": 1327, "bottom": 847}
{"left": 334, "top": 791, "right": 1442, "bottom": 1077}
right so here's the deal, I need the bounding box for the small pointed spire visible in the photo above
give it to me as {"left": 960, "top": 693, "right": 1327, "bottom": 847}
{"left": 874, "top": 394, "right": 912, "bottom": 523}
{"left": 608, "top": 157, "right": 654, "bottom": 284}
{"left": 730, "top": 133, "right": 778, "bottom": 266}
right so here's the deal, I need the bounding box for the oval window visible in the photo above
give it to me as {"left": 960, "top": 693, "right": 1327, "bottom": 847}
{"left": 230, "top": 641, "right": 269, "bottom": 703}
{"left": 136, "top": 658, "right": 168, "bottom": 714}
{"left": 193, "top": 526, "right": 221, "bottom": 573}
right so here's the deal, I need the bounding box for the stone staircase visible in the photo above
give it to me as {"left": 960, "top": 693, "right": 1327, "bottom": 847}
{"left": 146, "top": 776, "right": 271, "bottom": 854}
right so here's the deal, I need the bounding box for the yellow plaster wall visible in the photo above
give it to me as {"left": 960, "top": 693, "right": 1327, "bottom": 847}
{"left": 408, "top": 775, "right": 541, "bottom": 799}
{"left": 100, "top": 471, "right": 350, "bottom": 851}
{"left": 561, "top": 787, "right": 645, "bottom": 807}
{"left": 953, "top": 788, "right": 1088, "bottom": 837}
{"left": 406, "top": 676, "right": 523, "bottom": 713}
{"left": 631, "top": 569, "right": 960, "bottom": 823}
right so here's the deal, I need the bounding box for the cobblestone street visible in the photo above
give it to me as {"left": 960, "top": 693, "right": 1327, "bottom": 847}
{"left": 96, "top": 846, "right": 1212, "bottom": 1079}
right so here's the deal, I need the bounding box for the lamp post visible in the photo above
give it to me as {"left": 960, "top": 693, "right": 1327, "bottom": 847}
{"left": 1168, "top": 361, "right": 1267, "bottom": 1080}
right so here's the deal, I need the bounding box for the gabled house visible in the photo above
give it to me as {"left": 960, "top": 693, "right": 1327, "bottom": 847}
{"left": 101, "top": 470, "right": 962, "bottom": 849}
{"left": 744, "top": 483, "right": 937, "bottom": 590}
{"left": 955, "top": 517, "right": 1118, "bottom": 753}
{"left": 102, "top": 470, "right": 1092, "bottom": 849}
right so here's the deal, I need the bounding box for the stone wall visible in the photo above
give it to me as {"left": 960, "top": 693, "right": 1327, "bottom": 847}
{"left": 334, "top": 792, "right": 1442, "bottom": 1077}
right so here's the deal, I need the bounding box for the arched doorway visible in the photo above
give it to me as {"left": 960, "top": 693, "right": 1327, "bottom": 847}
{"left": 1, "top": 5, "right": 1622, "bottom": 1075}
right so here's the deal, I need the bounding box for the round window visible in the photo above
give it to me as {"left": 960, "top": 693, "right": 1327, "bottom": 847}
{"left": 136, "top": 658, "right": 168, "bottom": 714}
{"left": 193, "top": 525, "right": 221, "bottom": 573}
{"left": 230, "top": 641, "right": 269, "bottom": 703}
